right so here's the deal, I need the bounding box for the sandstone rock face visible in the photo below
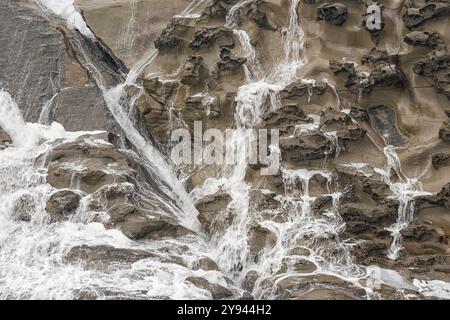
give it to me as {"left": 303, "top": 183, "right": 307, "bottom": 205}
{"left": 1, "top": 0, "right": 450, "bottom": 301}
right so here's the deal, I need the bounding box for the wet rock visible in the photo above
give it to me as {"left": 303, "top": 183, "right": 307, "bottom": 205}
{"left": 189, "top": 26, "right": 235, "bottom": 50}
{"left": 46, "top": 190, "right": 81, "bottom": 222}
{"left": 13, "top": 193, "right": 35, "bottom": 222}
{"left": 353, "top": 240, "right": 389, "bottom": 262}
{"left": 203, "top": 0, "right": 240, "bottom": 18}
{"left": 402, "top": 224, "right": 448, "bottom": 255}
{"left": 262, "top": 104, "right": 312, "bottom": 136}
{"left": 330, "top": 59, "right": 401, "bottom": 95}
{"left": 368, "top": 62, "right": 403, "bottom": 89}
{"left": 319, "top": 107, "right": 366, "bottom": 143}
{"left": 280, "top": 257, "right": 317, "bottom": 274}
{"left": 249, "top": 189, "right": 282, "bottom": 212}
{"left": 193, "top": 257, "right": 220, "bottom": 271}
{"left": 404, "top": 31, "right": 442, "bottom": 48}
{"left": 185, "top": 277, "right": 233, "bottom": 299}
{"left": 361, "top": 48, "right": 389, "bottom": 64}
{"left": 184, "top": 94, "right": 221, "bottom": 119}
{"left": 180, "top": 56, "right": 209, "bottom": 86}
{"left": 280, "top": 130, "right": 333, "bottom": 161}
{"left": 106, "top": 203, "right": 191, "bottom": 240}
{"left": 317, "top": 3, "right": 348, "bottom": 26}
{"left": 0, "top": 129, "right": 12, "bottom": 149}
{"left": 143, "top": 77, "right": 179, "bottom": 104}
{"left": 432, "top": 153, "right": 450, "bottom": 169}
{"left": 154, "top": 15, "right": 200, "bottom": 50}
{"left": 413, "top": 45, "right": 450, "bottom": 99}
{"left": 312, "top": 195, "right": 333, "bottom": 213}
{"left": 439, "top": 121, "right": 450, "bottom": 142}
{"left": 217, "top": 48, "right": 247, "bottom": 73}
{"left": 224, "top": 0, "right": 278, "bottom": 30}
{"left": 281, "top": 80, "right": 327, "bottom": 99}
{"left": 329, "top": 60, "right": 356, "bottom": 76}
{"left": 65, "top": 245, "right": 155, "bottom": 269}
{"left": 276, "top": 274, "right": 364, "bottom": 299}
{"left": 403, "top": 2, "right": 450, "bottom": 29}
{"left": 367, "top": 105, "right": 407, "bottom": 146}
{"left": 195, "top": 191, "right": 232, "bottom": 233}
{"left": 243, "top": 270, "right": 259, "bottom": 292}
{"left": 349, "top": 107, "right": 368, "bottom": 122}
{"left": 362, "top": 179, "right": 391, "bottom": 201}
{"left": 339, "top": 203, "right": 398, "bottom": 236}
{"left": 46, "top": 135, "right": 137, "bottom": 194}
{"left": 248, "top": 224, "right": 277, "bottom": 259}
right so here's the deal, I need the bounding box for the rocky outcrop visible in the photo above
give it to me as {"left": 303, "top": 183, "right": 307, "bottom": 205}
{"left": 329, "top": 57, "right": 403, "bottom": 95}
{"left": 404, "top": 31, "right": 443, "bottom": 48}
{"left": 106, "top": 202, "right": 191, "bottom": 240}
{"left": 185, "top": 277, "right": 233, "bottom": 299}
{"left": 440, "top": 121, "right": 450, "bottom": 141}
{"left": 46, "top": 190, "right": 81, "bottom": 223}
{"left": 413, "top": 44, "right": 450, "bottom": 99}
{"left": 189, "top": 26, "right": 235, "bottom": 50}
{"left": 195, "top": 191, "right": 232, "bottom": 233}
{"left": 0, "top": 129, "right": 12, "bottom": 150}
{"left": 403, "top": 1, "right": 450, "bottom": 29}
{"left": 316, "top": 3, "right": 348, "bottom": 26}
{"left": 180, "top": 56, "right": 209, "bottom": 86}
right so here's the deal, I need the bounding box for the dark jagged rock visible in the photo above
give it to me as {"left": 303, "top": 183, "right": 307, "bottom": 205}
{"left": 262, "top": 104, "right": 312, "bottom": 133}
{"left": 349, "top": 107, "right": 368, "bottom": 122}
{"left": 224, "top": 0, "right": 278, "bottom": 30}
{"left": 368, "top": 62, "right": 403, "bottom": 88}
{"left": 329, "top": 60, "right": 356, "bottom": 75}
{"left": 46, "top": 190, "right": 81, "bottom": 223}
{"left": 413, "top": 45, "right": 450, "bottom": 99}
{"left": 339, "top": 203, "right": 398, "bottom": 236}
{"left": 330, "top": 59, "right": 402, "bottom": 95}
{"left": 189, "top": 26, "right": 235, "bottom": 50}
{"left": 280, "top": 130, "right": 334, "bottom": 161}
{"left": 317, "top": 3, "right": 348, "bottom": 26}
{"left": 180, "top": 56, "right": 209, "bottom": 86}
{"left": 319, "top": 107, "right": 366, "bottom": 143}
{"left": 367, "top": 105, "right": 407, "bottom": 146}
{"left": 281, "top": 80, "right": 327, "bottom": 99}
{"left": 432, "top": 153, "right": 450, "bottom": 169}
{"left": 154, "top": 15, "right": 200, "bottom": 50}
{"left": 403, "top": 2, "right": 450, "bottom": 29}
{"left": 361, "top": 48, "right": 389, "bottom": 64}
{"left": 439, "top": 121, "right": 450, "bottom": 141}
{"left": 202, "top": 0, "right": 240, "bottom": 18}
{"left": 217, "top": 48, "right": 247, "bottom": 72}
{"left": 404, "top": 31, "right": 443, "bottom": 48}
